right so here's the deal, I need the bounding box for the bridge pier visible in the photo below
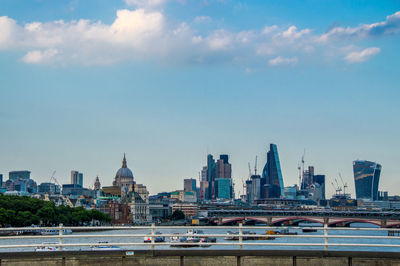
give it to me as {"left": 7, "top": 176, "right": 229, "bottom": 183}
{"left": 381, "top": 219, "right": 387, "bottom": 228}
{"left": 324, "top": 217, "right": 329, "bottom": 227}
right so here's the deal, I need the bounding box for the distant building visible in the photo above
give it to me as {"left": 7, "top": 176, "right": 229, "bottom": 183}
{"left": 71, "top": 171, "right": 83, "bottom": 187}
{"left": 313, "top": 175, "right": 326, "bottom": 200}
{"left": 353, "top": 160, "right": 381, "bottom": 201}
{"left": 9, "top": 171, "right": 31, "bottom": 181}
{"left": 215, "top": 178, "right": 232, "bottom": 200}
{"left": 284, "top": 185, "right": 298, "bottom": 200}
{"left": 184, "top": 178, "right": 196, "bottom": 193}
{"left": 94, "top": 176, "right": 101, "bottom": 190}
{"left": 172, "top": 203, "right": 199, "bottom": 218}
{"left": 38, "top": 182, "right": 60, "bottom": 194}
{"left": 203, "top": 154, "right": 232, "bottom": 201}
{"left": 261, "top": 144, "right": 285, "bottom": 199}
{"left": 113, "top": 154, "right": 134, "bottom": 188}
{"left": 0, "top": 174, "right": 2, "bottom": 187}
{"left": 301, "top": 166, "right": 314, "bottom": 190}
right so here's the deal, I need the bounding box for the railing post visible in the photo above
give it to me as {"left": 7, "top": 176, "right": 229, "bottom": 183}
{"left": 324, "top": 223, "right": 328, "bottom": 251}
{"left": 239, "top": 223, "right": 243, "bottom": 250}
{"left": 58, "top": 223, "right": 63, "bottom": 251}
{"left": 151, "top": 223, "right": 155, "bottom": 250}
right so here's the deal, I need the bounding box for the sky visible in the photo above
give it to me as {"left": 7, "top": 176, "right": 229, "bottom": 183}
{"left": 0, "top": 0, "right": 399, "bottom": 197}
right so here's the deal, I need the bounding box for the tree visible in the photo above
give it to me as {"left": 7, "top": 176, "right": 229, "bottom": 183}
{"left": 171, "top": 210, "right": 185, "bottom": 220}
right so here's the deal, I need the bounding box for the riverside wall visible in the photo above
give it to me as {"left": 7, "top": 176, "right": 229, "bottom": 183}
{"left": 1, "top": 250, "right": 400, "bottom": 266}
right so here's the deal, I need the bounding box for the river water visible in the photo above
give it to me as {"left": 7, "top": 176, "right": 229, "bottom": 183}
{"left": 1, "top": 223, "right": 399, "bottom": 253}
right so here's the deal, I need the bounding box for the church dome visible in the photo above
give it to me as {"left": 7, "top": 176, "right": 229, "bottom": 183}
{"left": 116, "top": 167, "right": 134, "bottom": 179}
{"left": 114, "top": 154, "right": 134, "bottom": 187}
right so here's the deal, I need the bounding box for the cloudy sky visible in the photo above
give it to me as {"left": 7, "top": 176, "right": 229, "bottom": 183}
{"left": 1, "top": 0, "right": 399, "bottom": 197}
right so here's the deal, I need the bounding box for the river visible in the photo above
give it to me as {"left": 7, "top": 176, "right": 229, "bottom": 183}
{"left": 1, "top": 223, "right": 399, "bottom": 253}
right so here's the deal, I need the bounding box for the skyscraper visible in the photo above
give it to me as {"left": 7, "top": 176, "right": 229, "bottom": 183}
{"left": 71, "top": 170, "right": 83, "bottom": 187}
{"left": 206, "top": 154, "right": 216, "bottom": 200}
{"left": 313, "top": 175, "right": 326, "bottom": 200}
{"left": 353, "top": 160, "right": 381, "bottom": 201}
{"left": 184, "top": 178, "right": 196, "bottom": 193}
{"left": 203, "top": 154, "right": 233, "bottom": 201}
{"left": 261, "top": 143, "right": 285, "bottom": 199}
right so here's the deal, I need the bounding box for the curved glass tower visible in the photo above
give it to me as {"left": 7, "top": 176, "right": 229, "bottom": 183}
{"left": 353, "top": 160, "right": 381, "bottom": 201}
{"left": 261, "top": 144, "right": 285, "bottom": 199}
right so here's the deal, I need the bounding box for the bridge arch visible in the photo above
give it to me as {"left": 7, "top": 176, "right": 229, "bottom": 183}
{"left": 271, "top": 217, "right": 324, "bottom": 226}
{"left": 328, "top": 219, "right": 381, "bottom": 227}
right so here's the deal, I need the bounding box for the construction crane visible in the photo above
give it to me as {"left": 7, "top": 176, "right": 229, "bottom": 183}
{"left": 297, "top": 164, "right": 302, "bottom": 190}
{"left": 334, "top": 178, "right": 342, "bottom": 194}
{"left": 338, "top": 173, "right": 348, "bottom": 195}
{"left": 331, "top": 182, "right": 341, "bottom": 196}
{"left": 254, "top": 156, "right": 258, "bottom": 176}
{"left": 248, "top": 162, "right": 252, "bottom": 178}
{"left": 49, "top": 171, "right": 74, "bottom": 208}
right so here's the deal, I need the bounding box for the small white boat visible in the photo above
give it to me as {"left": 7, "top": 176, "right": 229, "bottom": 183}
{"left": 40, "top": 229, "right": 72, "bottom": 235}
{"left": 35, "top": 242, "right": 61, "bottom": 252}
{"left": 90, "top": 241, "right": 121, "bottom": 251}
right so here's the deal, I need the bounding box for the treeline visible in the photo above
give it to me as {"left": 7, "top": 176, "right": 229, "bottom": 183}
{"left": 0, "top": 195, "right": 111, "bottom": 227}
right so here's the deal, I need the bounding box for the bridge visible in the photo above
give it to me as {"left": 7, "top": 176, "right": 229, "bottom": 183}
{"left": 0, "top": 225, "right": 400, "bottom": 265}
{"left": 207, "top": 210, "right": 400, "bottom": 227}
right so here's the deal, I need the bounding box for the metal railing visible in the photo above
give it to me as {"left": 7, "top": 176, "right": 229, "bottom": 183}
{"left": 0, "top": 224, "right": 400, "bottom": 251}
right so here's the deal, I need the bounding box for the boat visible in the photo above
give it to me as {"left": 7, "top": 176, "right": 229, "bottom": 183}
{"left": 276, "top": 229, "right": 297, "bottom": 235}
{"left": 90, "top": 241, "right": 121, "bottom": 251}
{"left": 302, "top": 228, "right": 318, "bottom": 233}
{"left": 224, "top": 231, "right": 257, "bottom": 241}
{"left": 40, "top": 229, "right": 72, "bottom": 235}
{"left": 170, "top": 230, "right": 216, "bottom": 248}
{"left": 144, "top": 232, "right": 165, "bottom": 243}
{"left": 35, "top": 242, "right": 61, "bottom": 252}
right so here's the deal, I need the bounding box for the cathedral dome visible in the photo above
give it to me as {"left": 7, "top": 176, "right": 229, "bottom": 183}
{"left": 116, "top": 167, "right": 134, "bottom": 179}
{"left": 114, "top": 154, "right": 134, "bottom": 187}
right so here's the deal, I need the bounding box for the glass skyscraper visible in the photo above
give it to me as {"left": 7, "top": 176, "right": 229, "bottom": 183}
{"left": 353, "top": 160, "right": 381, "bottom": 201}
{"left": 261, "top": 143, "right": 285, "bottom": 199}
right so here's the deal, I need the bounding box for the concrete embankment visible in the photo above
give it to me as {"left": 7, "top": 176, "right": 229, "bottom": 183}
{"left": 0, "top": 250, "right": 399, "bottom": 266}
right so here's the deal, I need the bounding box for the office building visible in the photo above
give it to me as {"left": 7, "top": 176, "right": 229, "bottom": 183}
{"left": 0, "top": 174, "right": 2, "bottom": 187}
{"left": 301, "top": 166, "right": 314, "bottom": 190}
{"left": 353, "top": 160, "right": 381, "bottom": 201}
{"left": 313, "top": 175, "right": 326, "bottom": 200}
{"left": 261, "top": 144, "right": 285, "bottom": 199}
{"left": 184, "top": 178, "right": 196, "bottom": 193}
{"left": 38, "top": 182, "right": 60, "bottom": 194}
{"left": 71, "top": 171, "right": 83, "bottom": 187}
{"left": 202, "top": 154, "right": 233, "bottom": 201}
{"left": 9, "top": 171, "right": 31, "bottom": 181}
{"left": 215, "top": 178, "right": 232, "bottom": 200}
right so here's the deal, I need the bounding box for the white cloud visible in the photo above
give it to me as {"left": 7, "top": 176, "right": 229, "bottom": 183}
{"left": 262, "top": 25, "right": 278, "bottom": 35}
{"left": 124, "top": 0, "right": 169, "bottom": 9}
{"left": 194, "top": 16, "right": 212, "bottom": 23}
{"left": 320, "top": 11, "right": 400, "bottom": 42}
{"left": 0, "top": 9, "right": 398, "bottom": 66}
{"left": 279, "top": 26, "right": 311, "bottom": 40}
{"left": 345, "top": 47, "right": 380, "bottom": 63}
{"left": 269, "top": 56, "right": 298, "bottom": 66}
{"left": 22, "top": 49, "right": 58, "bottom": 64}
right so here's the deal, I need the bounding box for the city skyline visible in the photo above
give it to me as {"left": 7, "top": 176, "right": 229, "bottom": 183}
{"left": 1, "top": 1, "right": 399, "bottom": 197}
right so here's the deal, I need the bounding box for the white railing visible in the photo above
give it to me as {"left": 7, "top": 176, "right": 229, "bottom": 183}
{"left": 0, "top": 224, "right": 400, "bottom": 251}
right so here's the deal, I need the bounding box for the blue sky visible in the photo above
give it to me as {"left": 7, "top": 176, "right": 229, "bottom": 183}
{"left": 0, "top": 0, "right": 399, "bottom": 197}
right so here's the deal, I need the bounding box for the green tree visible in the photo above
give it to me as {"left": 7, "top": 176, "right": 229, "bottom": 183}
{"left": 171, "top": 210, "right": 185, "bottom": 220}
